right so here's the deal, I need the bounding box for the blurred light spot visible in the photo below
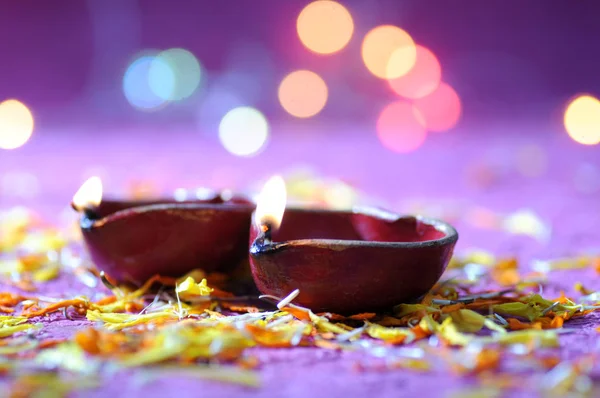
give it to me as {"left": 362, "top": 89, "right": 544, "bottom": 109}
{"left": 412, "top": 82, "right": 462, "bottom": 132}
{"left": 174, "top": 188, "right": 188, "bottom": 202}
{"left": 1, "top": 171, "right": 39, "bottom": 199}
{"left": 324, "top": 181, "right": 357, "bottom": 210}
{"left": 297, "top": 1, "right": 354, "bottom": 55}
{"left": 0, "top": 99, "right": 34, "bottom": 150}
{"left": 564, "top": 95, "right": 600, "bottom": 145}
{"left": 128, "top": 180, "right": 160, "bottom": 200}
{"left": 376, "top": 101, "right": 427, "bottom": 153}
{"left": 388, "top": 45, "right": 441, "bottom": 99}
{"left": 146, "top": 58, "right": 176, "bottom": 101}
{"left": 278, "top": 70, "right": 328, "bottom": 118}
{"left": 466, "top": 161, "right": 502, "bottom": 190}
{"left": 123, "top": 55, "right": 173, "bottom": 111}
{"left": 515, "top": 144, "right": 547, "bottom": 178}
{"left": 362, "top": 25, "right": 416, "bottom": 79}
{"left": 151, "top": 48, "right": 202, "bottom": 101}
{"left": 502, "top": 209, "right": 551, "bottom": 243}
{"left": 220, "top": 189, "right": 234, "bottom": 201}
{"left": 219, "top": 107, "right": 269, "bottom": 157}
{"left": 574, "top": 163, "right": 600, "bottom": 194}
{"left": 195, "top": 187, "right": 215, "bottom": 200}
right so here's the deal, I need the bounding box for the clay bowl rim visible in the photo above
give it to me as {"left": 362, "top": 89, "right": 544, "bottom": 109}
{"left": 250, "top": 206, "right": 458, "bottom": 253}
{"left": 82, "top": 199, "right": 255, "bottom": 229}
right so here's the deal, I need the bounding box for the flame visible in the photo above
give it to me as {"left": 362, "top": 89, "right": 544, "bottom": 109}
{"left": 72, "top": 177, "right": 103, "bottom": 211}
{"left": 254, "top": 175, "right": 287, "bottom": 231}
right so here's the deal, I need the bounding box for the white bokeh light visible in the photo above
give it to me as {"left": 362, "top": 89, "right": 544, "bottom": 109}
{"left": 174, "top": 188, "right": 188, "bottom": 202}
{"left": 0, "top": 99, "right": 34, "bottom": 150}
{"left": 218, "top": 107, "right": 269, "bottom": 157}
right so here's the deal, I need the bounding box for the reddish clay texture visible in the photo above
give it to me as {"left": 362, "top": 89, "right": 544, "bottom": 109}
{"left": 81, "top": 195, "right": 254, "bottom": 284}
{"left": 249, "top": 207, "right": 458, "bottom": 314}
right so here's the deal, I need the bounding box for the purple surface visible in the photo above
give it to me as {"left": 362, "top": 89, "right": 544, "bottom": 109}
{"left": 1, "top": 126, "right": 600, "bottom": 397}
{"left": 2, "top": 258, "right": 600, "bottom": 397}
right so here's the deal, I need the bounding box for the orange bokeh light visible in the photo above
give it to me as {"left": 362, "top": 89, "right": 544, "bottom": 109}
{"left": 0, "top": 99, "right": 34, "bottom": 150}
{"left": 412, "top": 82, "right": 462, "bottom": 132}
{"left": 376, "top": 101, "right": 427, "bottom": 153}
{"left": 564, "top": 95, "right": 600, "bottom": 145}
{"left": 297, "top": 1, "right": 354, "bottom": 55}
{"left": 388, "top": 45, "right": 441, "bottom": 99}
{"left": 362, "top": 25, "right": 416, "bottom": 79}
{"left": 278, "top": 70, "right": 328, "bottom": 118}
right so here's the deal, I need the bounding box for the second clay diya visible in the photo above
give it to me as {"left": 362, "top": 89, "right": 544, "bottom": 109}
{"left": 71, "top": 177, "right": 254, "bottom": 284}
{"left": 249, "top": 177, "right": 459, "bottom": 314}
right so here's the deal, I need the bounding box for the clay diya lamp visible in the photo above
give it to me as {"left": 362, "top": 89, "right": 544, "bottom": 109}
{"left": 71, "top": 177, "right": 255, "bottom": 285}
{"left": 249, "top": 176, "right": 459, "bottom": 314}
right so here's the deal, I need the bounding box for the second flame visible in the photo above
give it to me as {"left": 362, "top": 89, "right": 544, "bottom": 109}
{"left": 255, "top": 175, "right": 287, "bottom": 231}
{"left": 72, "top": 176, "right": 103, "bottom": 212}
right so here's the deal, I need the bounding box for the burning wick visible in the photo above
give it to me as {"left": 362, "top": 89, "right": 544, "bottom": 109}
{"left": 252, "top": 175, "right": 287, "bottom": 249}
{"left": 71, "top": 176, "right": 103, "bottom": 221}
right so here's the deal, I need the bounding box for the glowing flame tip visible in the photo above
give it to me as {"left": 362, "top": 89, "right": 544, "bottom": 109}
{"left": 255, "top": 175, "right": 287, "bottom": 231}
{"left": 72, "top": 176, "right": 103, "bottom": 212}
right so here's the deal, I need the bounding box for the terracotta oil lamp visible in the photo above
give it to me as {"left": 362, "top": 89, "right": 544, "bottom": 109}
{"left": 249, "top": 176, "right": 459, "bottom": 314}
{"left": 71, "top": 177, "right": 255, "bottom": 284}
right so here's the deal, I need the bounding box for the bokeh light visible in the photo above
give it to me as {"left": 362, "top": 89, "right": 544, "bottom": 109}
{"left": 297, "top": 1, "right": 354, "bottom": 55}
{"left": 362, "top": 25, "right": 417, "bottom": 79}
{"left": 323, "top": 181, "right": 357, "bottom": 210}
{"left": 412, "top": 82, "right": 462, "bottom": 132}
{"left": 0, "top": 99, "right": 34, "bottom": 150}
{"left": 150, "top": 48, "right": 202, "bottom": 101}
{"left": 278, "top": 70, "right": 328, "bottom": 118}
{"left": 218, "top": 107, "right": 269, "bottom": 157}
{"left": 376, "top": 101, "right": 427, "bottom": 153}
{"left": 123, "top": 54, "right": 173, "bottom": 111}
{"left": 564, "top": 95, "right": 600, "bottom": 145}
{"left": 174, "top": 188, "right": 189, "bottom": 202}
{"left": 388, "top": 45, "right": 441, "bottom": 99}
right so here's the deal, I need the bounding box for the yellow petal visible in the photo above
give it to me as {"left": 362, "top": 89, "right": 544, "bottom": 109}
{"left": 176, "top": 277, "right": 214, "bottom": 300}
{"left": 0, "top": 322, "right": 39, "bottom": 338}
{"left": 492, "top": 302, "right": 542, "bottom": 322}
{"left": 0, "top": 316, "right": 28, "bottom": 327}
{"left": 32, "top": 264, "right": 60, "bottom": 282}
{"left": 308, "top": 312, "right": 349, "bottom": 334}
{"left": 438, "top": 317, "right": 473, "bottom": 346}
{"left": 177, "top": 269, "right": 207, "bottom": 285}
{"left": 120, "top": 341, "right": 186, "bottom": 367}
{"left": 449, "top": 309, "right": 485, "bottom": 333}
{"left": 490, "top": 329, "right": 559, "bottom": 347}
{"left": 86, "top": 310, "right": 178, "bottom": 331}
{"left": 366, "top": 323, "right": 414, "bottom": 342}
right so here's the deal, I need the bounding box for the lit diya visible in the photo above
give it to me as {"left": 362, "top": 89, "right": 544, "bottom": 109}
{"left": 249, "top": 176, "right": 459, "bottom": 314}
{"left": 72, "top": 177, "right": 254, "bottom": 284}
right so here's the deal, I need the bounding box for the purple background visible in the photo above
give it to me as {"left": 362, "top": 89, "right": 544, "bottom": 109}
{"left": 1, "top": 0, "right": 600, "bottom": 126}
{"left": 1, "top": 0, "right": 600, "bottom": 256}
{"left": 2, "top": 3, "right": 600, "bottom": 396}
